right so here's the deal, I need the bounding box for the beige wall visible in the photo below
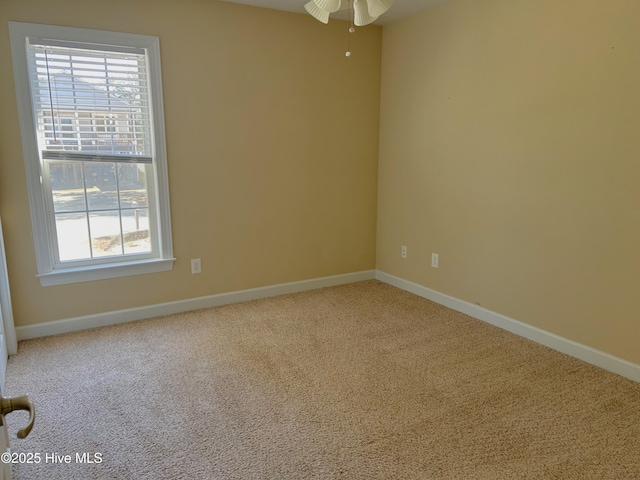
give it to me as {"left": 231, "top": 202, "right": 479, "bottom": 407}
{"left": 378, "top": 0, "right": 640, "bottom": 364}
{"left": 0, "top": 0, "right": 381, "bottom": 326}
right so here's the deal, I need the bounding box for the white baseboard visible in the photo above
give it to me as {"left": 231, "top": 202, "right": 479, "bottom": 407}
{"left": 16, "top": 270, "right": 376, "bottom": 341}
{"left": 375, "top": 270, "right": 640, "bottom": 383}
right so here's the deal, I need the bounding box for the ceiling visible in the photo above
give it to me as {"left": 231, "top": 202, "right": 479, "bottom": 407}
{"left": 219, "top": 0, "right": 451, "bottom": 25}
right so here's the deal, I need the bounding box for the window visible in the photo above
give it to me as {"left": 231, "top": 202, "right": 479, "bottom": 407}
{"left": 9, "top": 22, "right": 174, "bottom": 286}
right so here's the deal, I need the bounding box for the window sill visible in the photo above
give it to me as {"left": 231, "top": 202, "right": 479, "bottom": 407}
{"left": 37, "top": 258, "right": 176, "bottom": 286}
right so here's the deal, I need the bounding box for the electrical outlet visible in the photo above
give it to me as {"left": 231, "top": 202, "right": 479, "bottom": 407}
{"left": 191, "top": 258, "right": 202, "bottom": 274}
{"left": 401, "top": 245, "right": 407, "bottom": 259}
{"left": 431, "top": 253, "right": 439, "bottom": 268}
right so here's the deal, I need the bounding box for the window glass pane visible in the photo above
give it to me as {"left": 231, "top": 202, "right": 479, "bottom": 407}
{"left": 55, "top": 212, "right": 91, "bottom": 261}
{"left": 85, "top": 163, "right": 118, "bottom": 210}
{"left": 51, "top": 162, "right": 86, "bottom": 213}
{"left": 90, "top": 211, "right": 122, "bottom": 257}
{"left": 50, "top": 161, "right": 154, "bottom": 260}
{"left": 122, "top": 208, "right": 150, "bottom": 255}
{"left": 118, "top": 163, "right": 148, "bottom": 208}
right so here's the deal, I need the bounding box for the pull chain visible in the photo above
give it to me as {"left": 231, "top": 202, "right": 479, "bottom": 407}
{"left": 346, "top": 0, "right": 355, "bottom": 57}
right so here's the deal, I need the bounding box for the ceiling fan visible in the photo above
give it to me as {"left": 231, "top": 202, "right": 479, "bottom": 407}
{"left": 304, "top": 0, "right": 394, "bottom": 26}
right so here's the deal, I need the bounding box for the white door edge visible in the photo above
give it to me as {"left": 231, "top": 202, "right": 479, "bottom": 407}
{"left": 0, "top": 219, "right": 17, "bottom": 356}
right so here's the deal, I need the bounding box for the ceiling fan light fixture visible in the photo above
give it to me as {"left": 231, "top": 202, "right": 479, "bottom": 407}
{"left": 312, "top": 0, "right": 343, "bottom": 13}
{"left": 305, "top": 0, "right": 391, "bottom": 26}
{"left": 304, "top": 0, "right": 331, "bottom": 23}
{"left": 353, "top": 0, "right": 378, "bottom": 26}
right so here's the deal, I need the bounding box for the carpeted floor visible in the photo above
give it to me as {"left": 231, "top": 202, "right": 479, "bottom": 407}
{"left": 4, "top": 280, "right": 640, "bottom": 479}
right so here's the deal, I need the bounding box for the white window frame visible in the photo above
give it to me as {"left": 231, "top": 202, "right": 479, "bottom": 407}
{"left": 9, "top": 22, "right": 174, "bottom": 286}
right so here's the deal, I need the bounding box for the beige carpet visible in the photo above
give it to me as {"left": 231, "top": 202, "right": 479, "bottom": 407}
{"left": 5, "top": 280, "right": 640, "bottom": 479}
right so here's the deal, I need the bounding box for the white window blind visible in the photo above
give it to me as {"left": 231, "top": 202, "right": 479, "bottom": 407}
{"left": 28, "top": 39, "right": 153, "bottom": 163}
